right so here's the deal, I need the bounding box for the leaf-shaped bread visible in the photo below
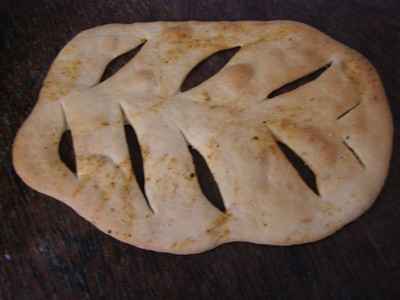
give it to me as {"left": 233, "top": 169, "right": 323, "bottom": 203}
{"left": 13, "top": 21, "right": 393, "bottom": 254}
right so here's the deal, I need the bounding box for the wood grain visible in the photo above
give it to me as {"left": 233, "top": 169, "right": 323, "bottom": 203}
{"left": 1, "top": 0, "right": 400, "bottom": 299}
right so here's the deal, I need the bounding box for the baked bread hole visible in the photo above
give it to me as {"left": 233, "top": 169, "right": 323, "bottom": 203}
{"left": 188, "top": 144, "right": 226, "bottom": 213}
{"left": 343, "top": 140, "right": 365, "bottom": 168}
{"left": 336, "top": 102, "right": 361, "bottom": 120}
{"left": 267, "top": 62, "right": 332, "bottom": 99}
{"left": 124, "top": 124, "right": 153, "bottom": 212}
{"left": 180, "top": 46, "right": 241, "bottom": 92}
{"left": 276, "top": 141, "right": 319, "bottom": 196}
{"left": 98, "top": 41, "right": 146, "bottom": 84}
{"left": 59, "top": 130, "right": 76, "bottom": 174}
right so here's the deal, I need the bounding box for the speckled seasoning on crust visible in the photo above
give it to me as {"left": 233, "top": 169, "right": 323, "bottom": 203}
{"left": 13, "top": 21, "right": 393, "bottom": 254}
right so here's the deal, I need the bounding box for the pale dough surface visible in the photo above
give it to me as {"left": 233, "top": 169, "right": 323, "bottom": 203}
{"left": 13, "top": 21, "right": 393, "bottom": 254}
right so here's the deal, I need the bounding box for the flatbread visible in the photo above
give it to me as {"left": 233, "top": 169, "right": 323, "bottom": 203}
{"left": 13, "top": 21, "right": 393, "bottom": 254}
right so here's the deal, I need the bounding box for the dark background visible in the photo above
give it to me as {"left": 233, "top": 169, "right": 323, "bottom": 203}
{"left": 1, "top": 0, "right": 400, "bottom": 299}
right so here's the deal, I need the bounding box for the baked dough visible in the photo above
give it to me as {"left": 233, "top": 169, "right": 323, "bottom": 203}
{"left": 13, "top": 21, "right": 393, "bottom": 254}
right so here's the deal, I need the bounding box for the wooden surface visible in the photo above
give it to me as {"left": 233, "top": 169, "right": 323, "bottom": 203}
{"left": 1, "top": 0, "right": 400, "bottom": 299}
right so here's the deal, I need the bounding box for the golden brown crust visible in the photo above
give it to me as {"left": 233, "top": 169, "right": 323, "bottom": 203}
{"left": 13, "top": 21, "right": 393, "bottom": 254}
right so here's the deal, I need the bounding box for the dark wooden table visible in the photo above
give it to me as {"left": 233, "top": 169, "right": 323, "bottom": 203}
{"left": 1, "top": 1, "right": 400, "bottom": 299}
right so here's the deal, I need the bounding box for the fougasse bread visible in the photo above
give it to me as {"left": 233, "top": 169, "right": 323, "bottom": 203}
{"left": 13, "top": 21, "right": 393, "bottom": 254}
